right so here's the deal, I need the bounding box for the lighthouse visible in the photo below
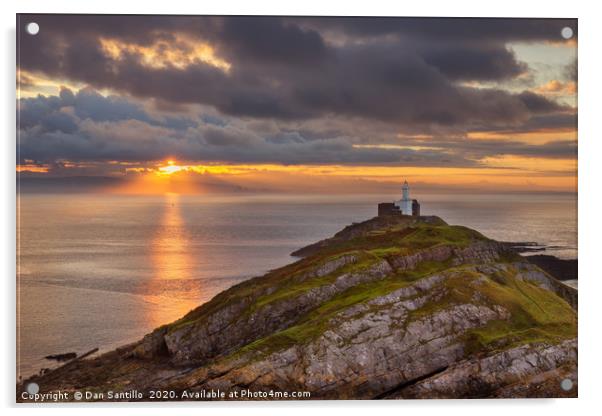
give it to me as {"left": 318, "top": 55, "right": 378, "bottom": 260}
{"left": 395, "top": 180, "right": 413, "bottom": 215}
{"left": 377, "top": 180, "right": 421, "bottom": 217}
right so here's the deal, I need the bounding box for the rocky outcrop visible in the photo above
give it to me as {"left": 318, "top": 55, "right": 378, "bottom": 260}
{"left": 526, "top": 254, "right": 578, "bottom": 281}
{"left": 179, "top": 272, "right": 511, "bottom": 399}
{"left": 18, "top": 215, "right": 577, "bottom": 401}
{"left": 139, "top": 241, "right": 515, "bottom": 366}
{"left": 387, "top": 339, "right": 577, "bottom": 399}
{"left": 134, "top": 327, "right": 169, "bottom": 359}
{"left": 386, "top": 241, "right": 506, "bottom": 271}
{"left": 161, "top": 255, "right": 394, "bottom": 365}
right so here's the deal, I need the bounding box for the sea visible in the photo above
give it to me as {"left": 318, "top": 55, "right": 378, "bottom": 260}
{"left": 16, "top": 192, "right": 577, "bottom": 379}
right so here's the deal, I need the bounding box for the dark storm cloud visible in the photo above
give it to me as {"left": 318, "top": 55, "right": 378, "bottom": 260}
{"left": 18, "top": 15, "right": 572, "bottom": 126}
{"left": 471, "top": 112, "right": 577, "bottom": 134}
{"left": 17, "top": 15, "right": 576, "bottom": 168}
{"left": 218, "top": 16, "right": 329, "bottom": 65}
{"left": 18, "top": 87, "right": 575, "bottom": 169}
{"left": 19, "top": 87, "right": 153, "bottom": 130}
{"left": 17, "top": 116, "right": 477, "bottom": 167}
{"left": 302, "top": 17, "right": 577, "bottom": 42}
{"left": 38, "top": 111, "right": 79, "bottom": 134}
{"left": 517, "top": 91, "right": 566, "bottom": 113}
{"left": 419, "top": 41, "right": 527, "bottom": 81}
{"left": 497, "top": 139, "right": 577, "bottom": 158}
{"left": 72, "top": 88, "right": 150, "bottom": 122}
{"left": 17, "top": 14, "right": 203, "bottom": 46}
{"left": 17, "top": 88, "right": 475, "bottom": 166}
{"left": 19, "top": 94, "right": 63, "bottom": 130}
{"left": 19, "top": 86, "right": 201, "bottom": 133}
{"left": 428, "top": 137, "right": 577, "bottom": 160}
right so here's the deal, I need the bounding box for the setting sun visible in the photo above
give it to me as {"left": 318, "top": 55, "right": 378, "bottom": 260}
{"left": 157, "top": 160, "right": 185, "bottom": 175}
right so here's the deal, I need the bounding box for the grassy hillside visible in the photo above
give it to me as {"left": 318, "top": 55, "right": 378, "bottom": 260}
{"left": 164, "top": 215, "right": 575, "bottom": 360}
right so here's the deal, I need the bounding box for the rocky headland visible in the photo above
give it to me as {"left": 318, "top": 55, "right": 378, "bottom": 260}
{"left": 18, "top": 215, "right": 577, "bottom": 401}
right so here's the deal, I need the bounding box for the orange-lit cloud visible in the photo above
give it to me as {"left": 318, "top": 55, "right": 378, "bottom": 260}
{"left": 16, "top": 163, "right": 49, "bottom": 173}
{"left": 17, "top": 150, "right": 577, "bottom": 194}
{"left": 352, "top": 144, "right": 444, "bottom": 152}
{"left": 480, "top": 155, "right": 576, "bottom": 172}
{"left": 101, "top": 158, "right": 578, "bottom": 195}
{"left": 17, "top": 69, "right": 88, "bottom": 98}
{"left": 99, "top": 36, "right": 231, "bottom": 72}
{"left": 467, "top": 129, "right": 576, "bottom": 145}
{"left": 533, "top": 80, "right": 577, "bottom": 96}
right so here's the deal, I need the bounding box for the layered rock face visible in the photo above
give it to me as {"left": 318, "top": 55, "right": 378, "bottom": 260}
{"left": 19, "top": 215, "right": 577, "bottom": 400}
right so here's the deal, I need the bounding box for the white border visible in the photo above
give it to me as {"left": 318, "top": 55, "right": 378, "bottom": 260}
{"left": 3, "top": 1, "right": 602, "bottom": 415}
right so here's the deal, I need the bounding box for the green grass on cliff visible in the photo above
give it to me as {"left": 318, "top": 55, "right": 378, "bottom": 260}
{"left": 401, "top": 225, "right": 487, "bottom": 248}
{"left": 230, "top": 263, "right": 576, "bottom": 362}
{"left": 165, "top": 217, "right": 575, "bottom": 362}
{"left": 167, "top": 220, "right": 484, "bottom": 334}
{"left": 401, "top": 264, "right": 576, "bottom": 354}
{"left": 307, "top": 223, "right": 488, "bottom": 258}
{"left": 229, "top": 259, "right": 455, "bottom": 359}
{"left": 165, "top": 251, "right": 336, "bottom": 332}
{"left": 246, "top": 224, "right": 485, "bottom": 313}
{"left": 250, "top": 250, "right": 377, "bottom": 310}
{"left": 462, "top": 266, "right": 576, "bottom": 354}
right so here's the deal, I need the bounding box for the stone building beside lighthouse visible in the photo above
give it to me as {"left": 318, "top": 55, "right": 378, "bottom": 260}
{"left": 377, "top": 180, "right": 421, "bottom": 217}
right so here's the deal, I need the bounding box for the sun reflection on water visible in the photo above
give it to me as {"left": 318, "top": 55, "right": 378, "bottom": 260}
{"left": 145, "top": 193, "right": 201, "bottom": 327}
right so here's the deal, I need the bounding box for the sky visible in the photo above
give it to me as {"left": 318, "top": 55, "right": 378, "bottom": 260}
{"left": 16, "top": 15, "right": 577, "bottom": 194}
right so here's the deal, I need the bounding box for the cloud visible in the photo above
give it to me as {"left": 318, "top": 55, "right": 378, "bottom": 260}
{"left": 19, "top": 86, "right": 198, "bottom": 132}
{"left": 417, "top": 41, "right": 527, "bottom": 81}
{"left": 72, "top": 88, "right": 151, "bottom": 122}
{"left": 430, "top": 138, "right": 577, "bottom": 160}
{"left": 517, "top": 91, "right": 567, "bottom": 113}
{"left": 16, "top": 15, "right": 577, "bottom": 178}
{"left": 218, "top": 16, "right": 329, "bottom": 65}
{"left": 18, "top": 15, "right": 572, "bottom": 128}
{"left": 18, "top": 87, "right": 576, "bottom": 170}
{"left": 564, "top": 59, "right": 578, "bottom": 81}
{"left": 302, "top": 17, "right": 577, "bottom": 43}
{"left": 471, "top": 112, "right": 576, "bottom": 134}
{"left": 533, "top": 80, "right": 577, "bottom": 96}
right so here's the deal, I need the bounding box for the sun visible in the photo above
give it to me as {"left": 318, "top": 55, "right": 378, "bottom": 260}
{"left": 157, "top": 159, "right": 185, "bottom": 175}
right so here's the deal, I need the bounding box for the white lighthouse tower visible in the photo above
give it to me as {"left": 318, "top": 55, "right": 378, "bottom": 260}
{"left": 395, "top": 180, "right": 413, "bottom": 215}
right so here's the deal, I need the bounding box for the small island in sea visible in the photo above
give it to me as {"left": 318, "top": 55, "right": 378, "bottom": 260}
{"left": 18, "top": 186, "right": 577, "bottom": 400}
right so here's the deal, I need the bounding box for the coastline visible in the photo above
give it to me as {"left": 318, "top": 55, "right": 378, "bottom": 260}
{"left": 18, "top": 215, "right": 577, "bottom": 401}
{"left": 523, "top": 254, "right": 578, "bottom": 282}
{"left": 21, "top": 229, "right": 578, "bottom": 381}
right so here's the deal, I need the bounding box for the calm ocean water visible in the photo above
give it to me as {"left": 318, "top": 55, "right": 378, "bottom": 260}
{"left": 16, "top": 192, "right": 577, "bottom": 378}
